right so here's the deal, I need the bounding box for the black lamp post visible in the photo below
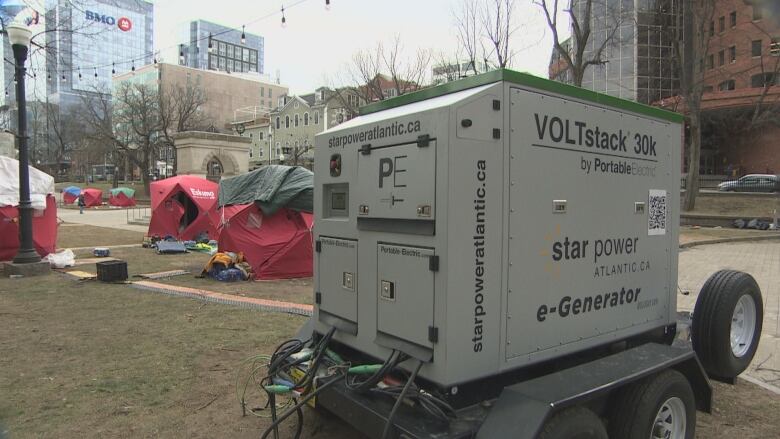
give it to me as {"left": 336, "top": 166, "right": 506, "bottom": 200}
{"left": 8, "top": 22, "right": 40, "bottom": 264}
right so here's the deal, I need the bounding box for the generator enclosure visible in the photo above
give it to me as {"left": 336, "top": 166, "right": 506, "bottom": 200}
{"left": 313, "top": 70, "right": 682, "bottom": 387}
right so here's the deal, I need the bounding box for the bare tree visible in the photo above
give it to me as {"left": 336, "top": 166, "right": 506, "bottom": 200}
{"left": 78, "top": 81, "right": 209, "bottom": 195}
{"left": 332, "top": 35, "right": 431, "bottom": 115}
{"left": 536, "top": 0, "right": 630, "bottom": 87}
{"left": 481, "top": 0, "right": 516, "bottom": 69}
{"left": 158, "top": 83, "right": 209, "bottom": 174}
{"left": 653, "top": 0, "right": 716, "bottom": 211}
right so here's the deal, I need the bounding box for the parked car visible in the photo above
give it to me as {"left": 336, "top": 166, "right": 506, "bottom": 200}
{"left": 717, "top": 174, "right": 779, "bottom": 192}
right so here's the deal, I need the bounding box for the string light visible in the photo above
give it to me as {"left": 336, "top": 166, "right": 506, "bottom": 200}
{"left": 9, "top": 3, "right": 306, "bottom": 77}
{"left": 208, "top": 33, "right": 213, "bottom": 53}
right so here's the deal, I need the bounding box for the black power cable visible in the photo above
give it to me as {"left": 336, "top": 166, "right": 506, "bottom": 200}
{"left": 380, "top": 359, "right": 423, "bottom": 439}
{"left": 259, "top": 374, "right": 343, "bottom": 439}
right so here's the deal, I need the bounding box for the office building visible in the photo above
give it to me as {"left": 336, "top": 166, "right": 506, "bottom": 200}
{"left": 178, "top": 20, "right": 264, "bottom": 75}
{"left": 45, "top": 0, "right": 154, "bottom": 109}
{"left": 550, "top": 0, "right": 682, "bottom": 104}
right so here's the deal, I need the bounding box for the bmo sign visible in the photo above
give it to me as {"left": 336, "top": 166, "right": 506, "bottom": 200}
{"left": 85, "top": 11, "right": 133, "bottom": 32}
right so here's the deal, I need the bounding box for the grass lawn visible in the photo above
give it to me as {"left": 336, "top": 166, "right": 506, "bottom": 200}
{"left": 57, "top": 225, "right": 146, "bottom": 249}
{"left": 0, "top": 273, "right": 358, "bottom": 439}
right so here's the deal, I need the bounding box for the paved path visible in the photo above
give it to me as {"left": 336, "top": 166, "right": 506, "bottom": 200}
{"left": 678, "top": 241, "right": 780, "bottom": 390}
{"left": 58, "top": 208, "right": 149, "bottom": 232}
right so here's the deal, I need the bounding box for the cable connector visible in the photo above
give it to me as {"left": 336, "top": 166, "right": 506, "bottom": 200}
{"left": 264, "top": 384, "right": 292, "bottom": 394}
{"left": 348, "top": 364, "right": 384, "bottom": 375}
{"left": 325, "top": 348, "right": 345, "bottom": 364}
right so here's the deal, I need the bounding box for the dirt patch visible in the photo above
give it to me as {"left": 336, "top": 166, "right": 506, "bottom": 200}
{"left": 687, "top": 193, "right": 780, "bottom": 218}
{"left": 679, "top": 226, "right": 779, "bottom": 245}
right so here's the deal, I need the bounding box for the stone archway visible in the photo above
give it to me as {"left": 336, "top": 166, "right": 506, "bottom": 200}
{"left": 200, "top": 151, "right": 239, "bottom": 179}
{"left": 174, "top": 131, "right": 250, "bottom": 179}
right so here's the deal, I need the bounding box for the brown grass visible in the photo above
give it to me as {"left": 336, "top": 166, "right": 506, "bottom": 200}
{"left": 57, "top": 225, "right": 145, "bottom": 249}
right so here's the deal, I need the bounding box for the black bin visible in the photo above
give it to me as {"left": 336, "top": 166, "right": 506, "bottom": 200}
{"left": 96, "top": 260, "right": 128, "bottom": 282}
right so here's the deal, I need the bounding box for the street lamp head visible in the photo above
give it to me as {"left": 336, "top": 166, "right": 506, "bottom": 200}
{"left": 6, "top": 23, "right": 32, "bottom": 49}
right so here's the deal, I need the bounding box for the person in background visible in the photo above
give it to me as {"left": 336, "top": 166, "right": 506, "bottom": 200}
{"left": 77, "top": 193, "right": 85, "bottom": 214}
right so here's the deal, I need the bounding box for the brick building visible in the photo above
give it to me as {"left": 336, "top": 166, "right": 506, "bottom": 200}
{"left": 702, "top": 0, "right": 780, "bottom": 175}
{"left": 658, "top": 0, "right": 780, "bottom": 175}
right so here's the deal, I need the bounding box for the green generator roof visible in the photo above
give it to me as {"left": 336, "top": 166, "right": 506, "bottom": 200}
{"left": 359, "top": 69, "right": 684, "bottom": 124}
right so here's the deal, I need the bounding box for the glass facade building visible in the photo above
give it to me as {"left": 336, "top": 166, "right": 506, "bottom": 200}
{"left": 178, "top": 20, "right": 264, "bottom": 75}
{"left": 45, "top": 0, "right": 154, "bottom": 109}
{"left": 571, "top": 0, "right": 682, "bottom": 104}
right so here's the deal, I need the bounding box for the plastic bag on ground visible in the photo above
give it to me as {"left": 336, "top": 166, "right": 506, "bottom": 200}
{"left": 45, "top": 249, "right": 75, "bottom": 268}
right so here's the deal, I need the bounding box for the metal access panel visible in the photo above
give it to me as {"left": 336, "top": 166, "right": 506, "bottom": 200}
{"left": 377, "top": 244, "right": 435, "bottom": 348}
{"left": 355, "top": 141, "right": 436, "bottom": 221}
{"left": 505, "top": 88, "right": 678, "bottom": 363}
{"left": 318, "top": 237, "right": 358, "bottom": 324}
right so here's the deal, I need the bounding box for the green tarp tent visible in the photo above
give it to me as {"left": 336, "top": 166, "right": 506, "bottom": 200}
{"left": 109, "top": 187, "right": 135, "bottom": 198}
{"left": 218, "top": 165, "right": 313, "bottom": 215}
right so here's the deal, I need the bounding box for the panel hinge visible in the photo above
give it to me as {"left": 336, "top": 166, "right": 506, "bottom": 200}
{"left": 428, "top": 326, "right": 439, "bottom": 343}
{"left": 428, "top": 255, "right": 439, "bottom": 272}
{"left": 315, "top": 292, "right": 322, "bottom": 305}
{"left": 315, "top": 240, "right": 322, "bottom": 252}
{"left": 417, "top": 134, "right": 431, "bottom": 147}
{"left": 360, "top": 143, "right": 372, "bottom": 155}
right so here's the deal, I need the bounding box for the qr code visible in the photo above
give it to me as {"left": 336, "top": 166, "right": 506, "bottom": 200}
{"left": 648, "top": 190, "right": 667, "bottom": 235}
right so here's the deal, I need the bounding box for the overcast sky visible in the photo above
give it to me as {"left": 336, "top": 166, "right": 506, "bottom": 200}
{"left": 153, "top": 0, "right": 569, "bottom": 94}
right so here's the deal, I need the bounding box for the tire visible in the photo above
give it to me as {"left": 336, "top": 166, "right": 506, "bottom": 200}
{"left": 608, "top": 370, "right": 695, "bottom": 439}
{"left": 691, "top": 270, "right": 763, "bottom": 379}
{"left": 537, "top": 406, "right": 607, "bottom": 439}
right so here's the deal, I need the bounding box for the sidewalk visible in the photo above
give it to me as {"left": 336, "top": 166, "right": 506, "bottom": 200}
{"left": 678, "top": 241, "right": 780, "bottom": 392}
{"left": 58, "top": 208, "right": 148, "bottom": 233}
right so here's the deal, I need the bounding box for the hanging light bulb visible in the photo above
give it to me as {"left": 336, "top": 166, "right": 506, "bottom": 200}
{"left": 78, "top": 68, "right": 82, "bottom": 80}
{"left": 281, "top": 7, "right": 286, "bottom": 27}
{"left": 61, "top": 73, "right": 66, "bottom": 82}
{"left": 47, "top": 72, "right": 51, "bottom": 82}
{"left": 4, "top": 88, "right": 8, "bottom": 97}
{"left": 241, "top": 25, "right": 246, "bottom": 44}
{"left": 179, "top": 44, "right": 185, "bottom": 63}
{"left": 94, "top": 67, "right": 98, "bottom": 78}
{"left": 131, "top": 62, "right": 135, "bottom": 73}
{"left": 153, "top": 57, "right": 157, "bottom": 64}
{"left": 325, "top": 0, "right": 331, "bottom": 10}
{"left": 112, "top": 62, "right": 116, "bottom": 75}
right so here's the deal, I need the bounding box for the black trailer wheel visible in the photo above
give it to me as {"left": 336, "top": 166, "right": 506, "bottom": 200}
{"left": 608, "top": 370, "right": 695, "bottom": 439}
{"left": 537, "top": 406, "right": 607, "bottom": 439}
{"left": 691, "top": 269, "right": 763, "bottom": 379}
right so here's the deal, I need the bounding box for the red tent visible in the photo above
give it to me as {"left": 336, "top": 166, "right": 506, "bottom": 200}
{"left": 108, "top": 188, "right": 136, "bottom": 207}
{"left": 81, "top": 188, "right": 103, "bottom": 207}
{"left": 148, "top": 175, "right": 219, "bottom": 240}
{"left": 218, "top": 204, "right": 313, "bottom": 279}
{"left": 0, "top": 195, "right": 58, "bottom": 261}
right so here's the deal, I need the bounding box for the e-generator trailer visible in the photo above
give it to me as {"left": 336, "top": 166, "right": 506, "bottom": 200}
{"left": 255, "top": 70, "right": 764, "bottom": 439}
